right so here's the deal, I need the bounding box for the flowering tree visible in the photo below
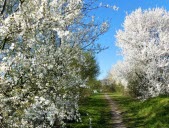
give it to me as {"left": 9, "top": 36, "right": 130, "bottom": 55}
{"left": 0, "top": 0, "right": 112, "bottom": 127}
{"left": 111, "top": 8, "right": 169, "bottom": 98}
{"left": 0, "top": 0, "right": 110, "bottom": 51}
{"left": 1, "top": 44, "right": 85, "bottom": 127}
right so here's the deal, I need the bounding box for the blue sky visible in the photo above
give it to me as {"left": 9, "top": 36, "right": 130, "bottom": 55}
{"left": 94, "top": 0, "right": 169, "bottom": 80}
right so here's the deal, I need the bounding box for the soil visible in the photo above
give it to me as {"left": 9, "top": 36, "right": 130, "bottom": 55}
{"left": 104, "top": 93, "right": 126, "bottom": 128}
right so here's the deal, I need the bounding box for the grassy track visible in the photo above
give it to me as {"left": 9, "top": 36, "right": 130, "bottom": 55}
{"left": 67, "top": 93, "right": 113, "bottom": 128}
{"left": 67, "top": 92, "right": 169, "bottom": 128}
{"left": 108, "top": 93, "right": 169, "bottom": 128}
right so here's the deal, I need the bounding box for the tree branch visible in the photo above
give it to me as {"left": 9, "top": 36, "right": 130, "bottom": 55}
{"left": 1, "top": 0, "right": 7, "bottom": 15}
{"left": 1, "top": 37, "right": 7, "bottom": 50}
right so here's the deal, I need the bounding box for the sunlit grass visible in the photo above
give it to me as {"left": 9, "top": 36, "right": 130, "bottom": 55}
{"left": 108, "top": 93, "right": 169, "bottom": 128}
{"left": 67, "top": 93, "right": 113, "bottom": 128}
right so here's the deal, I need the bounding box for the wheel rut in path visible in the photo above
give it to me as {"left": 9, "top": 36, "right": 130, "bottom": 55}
{"left": 104, "top": 93, "right": 126, "bottom": 128}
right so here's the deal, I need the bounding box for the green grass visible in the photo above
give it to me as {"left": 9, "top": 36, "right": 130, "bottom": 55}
{"left": 66, "top": 93, "right": 113, "bottom": 128}
{"left": 108, "top": 92, "right": 169, "bottom": 128}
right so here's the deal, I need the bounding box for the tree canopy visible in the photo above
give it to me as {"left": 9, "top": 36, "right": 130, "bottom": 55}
{"left": 0, "top": 0, "right": 110, "bottom": 127}
{"left": 111, "top": 8, "right": 169, "bottom": 98}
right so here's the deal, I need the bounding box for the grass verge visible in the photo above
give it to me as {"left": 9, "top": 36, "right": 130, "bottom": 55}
{"left": 66, "top": 93, "right": 113, "bottom": 128}
{"left": 108, "top": 92, "right": 169, "bottom": 128}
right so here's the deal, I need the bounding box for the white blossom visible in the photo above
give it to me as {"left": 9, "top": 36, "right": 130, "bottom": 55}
{"left": 111, "top": 8, "right": 169, "bottom": 98}
{"left": 9, "top": 43, "right": 15, "bottom": 50}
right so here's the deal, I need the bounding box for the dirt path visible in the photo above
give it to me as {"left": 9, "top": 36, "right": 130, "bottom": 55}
{"left": 104, "top": 93, "right": 126, "bottom": 128}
